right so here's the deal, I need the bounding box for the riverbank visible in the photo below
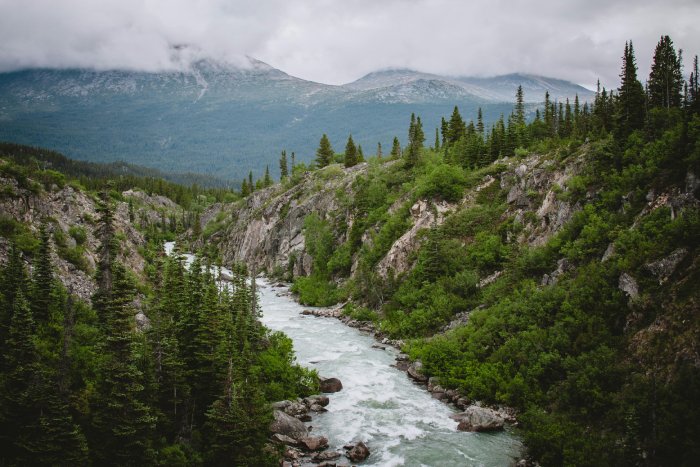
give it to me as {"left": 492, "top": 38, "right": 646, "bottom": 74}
{"left": 259, "top": 280, "right": 524, "bottom": 467}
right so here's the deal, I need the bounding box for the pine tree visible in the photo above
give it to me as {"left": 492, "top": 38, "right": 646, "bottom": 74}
{"left": 0, "top": 243, "right": 27, "bottom": 350}
{"left": 441, "top": 117, "right": 449, "bottom": 146}
{"left": 406, "top": 114, "right": 425, "bottom": 167}
{"left": 434, "top": 128, "right": 440, "bottom": 151}
{"left": 263, "top": 165, "right": 272, "bottom": 187}
{"left": 291, "top": 152, "right": 296, "bottom": 171}
{"left": 241, "top": 178, "right": 250, "bottom": 197}
{"left": 344, "top": 135, "right": 358, "bottom": 168}
{"left": 447, "top": 106, "right": 467, "bottom": 145}
{"left": 357, "top": 144, "right": 365, "bottom": 163}
{"left": 279, "top": 150, "right": 288, "bottom": 180}
{"left": 376, "top": 142, "right": 382, "bottom": 159}
{"left": 648, "top": 35, "right": 684, "bottom": 109}
{"left": 248, "top": 171, "right": 254, "bottom": 192}
{"left": 315, "top": 134, "right": 334, "bottom": 168}
{"left": 616, "top": 41, "right": 647, "bottom": 137}
{"left": 477, "top": 107, "right": 484, "bottom": 135}
{"left": 688, "top": 55, "right": 700, "bottom": 115}
{"left": 90, "top": 263, "right": 155, "bottom": 465}
{"left": 390, "top": 136, "right": 401, "bottom": 158}
{"left": 93, "top": 191, "right": 116, "bottom": 327}
{"left": 515, "top": 85, "right": 526, "bottom": 126}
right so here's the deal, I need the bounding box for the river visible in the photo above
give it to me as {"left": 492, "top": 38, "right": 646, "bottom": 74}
{"left": 164, "top": 243, "right": 523, "bottom": 466}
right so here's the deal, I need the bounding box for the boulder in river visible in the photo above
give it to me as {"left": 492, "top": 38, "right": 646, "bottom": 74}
{"left": 346, "top": 441, "right": 370, "bottom": 462}
{"left": 319, "top": 377, "right": 343, "bottom": 393}
{"left": 270, "top": 410, "right": 309, "bottom": 440}
{"left": 271, "top": 433, "right": 299, "bottom": 446}
{"left": 451, "top": 406, "right": 505, "bottom": 432}
{"left": 299, "top": 435, "right": 329, "bottom": 451}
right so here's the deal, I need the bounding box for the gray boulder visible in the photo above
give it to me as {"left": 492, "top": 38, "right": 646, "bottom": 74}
{"left": 451, "top": 406, "right": 505, "bottom": 432}
{"left": 407, "top": 361, "right": 428, "bottom": 383}
{"left": 269, "top": 410, "right": 309, "bottom": 441}
{"left": 619, "top": 273, "right": 639, "bottom": 299}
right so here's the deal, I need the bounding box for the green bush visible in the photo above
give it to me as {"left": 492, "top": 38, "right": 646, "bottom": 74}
{"left": 416, "top": 163, "right": 467, "bottom": 202}
{"left": 69, "top": 225, "right": 88, "bottom": 245}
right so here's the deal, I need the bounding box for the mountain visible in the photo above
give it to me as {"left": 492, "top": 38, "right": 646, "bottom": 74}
{"left": 0, "top": 59, "right": 593, "bottom": 183}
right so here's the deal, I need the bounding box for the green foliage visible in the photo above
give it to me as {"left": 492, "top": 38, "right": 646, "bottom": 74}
{"left": 415, "top": 163, "right": 467, "bottom": 202}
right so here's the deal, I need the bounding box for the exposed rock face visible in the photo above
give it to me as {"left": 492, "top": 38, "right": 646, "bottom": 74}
{"left": 451, "top": 406, "right": 505, "bottom": 432}
{"left": 0, "top": 176, "right": 174, "bottom": 303}
{"left": 645, "top": 248, "right": 688, "bottom": 284}
{"left": 269, "top": 410, "right": 309, "bottom": 441}
{"left": 619, "top": 273, "right": 639, "bottom": 299}
{"left": 218, "top": 163, "right": 370, "bottom": 275}
{"left": 376, "top": 199, "right": 454, "bottom": 278}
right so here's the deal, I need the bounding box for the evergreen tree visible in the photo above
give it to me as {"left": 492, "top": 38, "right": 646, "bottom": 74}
{"left": 241, "top": 178, "right": 250, "bottom": 197}
{"left": 406, "top": 114, "right": 425, "bottom": 167}
{"left": 648, "top": 35, "right": 684, "bottom": 109}
{"left": 515, "top": 85, "right": 526, "bottom": 126}
{"left": 390, "top": 136, "right": 401, "bottom": 158}
{"left": 315, "top": 134, "right": 334, "bottom": 168}
{"left": 344, "top": 135, "right": 358, "bottom": 168}
{"left": 376, "top": 142, "right": 382, "bottom": 159}
{"left": 279, "top": 150, "right": 288, "bottom": 180}
{"left": 688, "top": 55, "right": 700, "bottom": 115}
{"left": 90, "top": 263, "right": 155, "bottom": 465}
{"left": 0, "top": 243, "right": 27, "bottom": 350}
{"left": 616, "top": 41, "right": 647, "bottom": 137}
{"left": 291, "top": 152, "right": 296, "bottom": 171}
{"left": 263, "top": 165, "right": 272, "bottom": 187}
{"left": 434, "top": 128, "right": 440, "bottom": 151}
{"left": 477, "top": 107, "right": 484, "bottom": 135}
{"left": 248, "top": 171, "right": 254, "bottom": 192}
{"left": 441, "top": 117, "right": 449, "bottom": 146}
{"left": 447, "top": 106, "right": 467, "bottom": 145}
{"left": 357, "top": 144, "right": 365, "bottom": 163}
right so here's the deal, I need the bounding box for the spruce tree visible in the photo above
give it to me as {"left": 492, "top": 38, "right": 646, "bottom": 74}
{"left": 406, "top": 114, "right": 425, "bottom": 167}
{"left": 434, "top": 127, "right": 440, "bottom": 151}
{"left": 477, "top": 107, "right": 484, "bottom": 135}
{"left": 357, "top": 144, "right": 365, "bottom": 163}
{"left": 90, "top": 263, "right": 155, "bottom": 465}
{"left": 263, "top": 165, "right": 272, "bottom": 187}
{"left": 248, "top": 171, "right": 254, "bottom": 192}
{"left": 279, "top": 150, "right": 288, "bottom": 179}
{"left": 616, "top": 41, "right": 647, "bottom": 137}
{"left": 390, "top": 136, "right": 401, "bottom": 158}
{"left": 515, "top": 85, "right": 526, "bottom": 126}
{"left": 648, "top": 35, "right": 684, "bottom": 109}
{"left": 315, "top": 134, "right": 334, "bottom": 168}
{"left": 344, "top": 135, "right": 358, "bottom": 168}
{"left": 447, "top": 106, "right": 467, "bottom": 145}
{"left": 377, "top": 142, "right": 382, "bottom": 159}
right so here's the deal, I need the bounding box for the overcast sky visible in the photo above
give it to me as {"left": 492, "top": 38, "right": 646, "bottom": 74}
{"left": 1, "top": 0, "right": 698, "bottom": 89}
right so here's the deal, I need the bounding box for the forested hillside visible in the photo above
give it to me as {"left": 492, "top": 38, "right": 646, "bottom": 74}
{"left": 0, "top": 153, "right": 316, "bottom": 465}
{"left": 203, "top": 36, "right": 700, "bottom": 465}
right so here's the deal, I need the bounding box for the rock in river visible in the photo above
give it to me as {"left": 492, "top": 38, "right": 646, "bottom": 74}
{"left": 346, "top": 441, "right": 371, "bottom": 462}
{"left": 319, "top": 377, "right": 343, "bottom": 393}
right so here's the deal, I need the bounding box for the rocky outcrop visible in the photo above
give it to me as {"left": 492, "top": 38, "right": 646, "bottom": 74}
{"left": 645, "top": 248, "right": 688, "bottom": 284}
{"left": 218, "top": 163, "right": 371, "bottom": 275}
{"left": 450, "top": 406, "right": 505, "bottom": 432}
{"left": 619, "top": 273, "right": 639, "bottom": 300}
{"left": 0, "top": 174, "right": 177, "bottom": 303}
{"left": 377, "top": 199, "right": 454, "bottom": 277}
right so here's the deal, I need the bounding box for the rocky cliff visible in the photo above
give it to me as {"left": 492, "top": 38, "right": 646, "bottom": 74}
{"left": 0, "top": 160, "right": 182, "bottom": 301}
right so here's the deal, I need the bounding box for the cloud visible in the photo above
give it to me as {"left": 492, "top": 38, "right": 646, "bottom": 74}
{"left": 0, "top": 0, "right": 698, "bottom": 89}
